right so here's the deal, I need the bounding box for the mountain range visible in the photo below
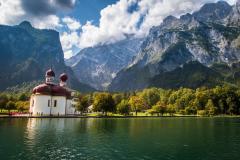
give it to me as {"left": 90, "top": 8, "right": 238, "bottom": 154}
{"left": 66, "top": 37, "right": 143, "bottom": 90}
{"left": 0, "top": 1, "right": 240, "bottom": 92}
{"left": 108, "top": 1, "right": 240, "bottom": 91}
{"left": 0, "top": 21, "right": 94, "bottom": 92}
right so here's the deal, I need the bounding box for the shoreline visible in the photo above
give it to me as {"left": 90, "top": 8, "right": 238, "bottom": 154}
{"left": 0, "top": 115, "right": 239, "bottom": 119}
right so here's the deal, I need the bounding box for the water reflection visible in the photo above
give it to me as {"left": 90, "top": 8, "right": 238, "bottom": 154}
{"left": 0, "top": 118, "right": 239, "bottom": 160}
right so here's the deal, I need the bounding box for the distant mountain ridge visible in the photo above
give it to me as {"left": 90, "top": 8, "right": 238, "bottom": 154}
{"left": 0, "top": 21, "right": 95, "bottom": 92}
{"left": 109, "top": 1, "right": 240, "bottom": 91}
{"left": 66, "top": 38, "right": 143, "bottom": 90}
{"left": 1, "top": 1, "right": 240, "bottom": 93}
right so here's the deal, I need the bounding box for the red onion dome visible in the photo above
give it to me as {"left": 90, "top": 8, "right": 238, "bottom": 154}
{"left": 46, "top": 69, "right": 55, "bottom": 77}
{"left": 60, "top": 73, "right": 68, "bottom": 82}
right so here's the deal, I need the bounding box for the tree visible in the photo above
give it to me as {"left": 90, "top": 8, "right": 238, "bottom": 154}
{"left": 166, "top": 104, "right": 176, "bottom": 116}
{"left": 152, "top": 101, "right": 166, "bottom": 116}
{"left": 76, "top": 95, "right": 91, "bottom": 114}
{"left": 117, "top": 100, "right": 130, "bottom": 115}
{"left": 18, "top": 93, "right": 29, "bottom": 101}
{"left": 93, "top": 93, "right": 115, "bottom": 115}
{"left": 113, "top": 94, "right": 124, "bottom": 105}
{"left": 205, "top": 99, "right": 217, "bottom": 116}
{"left": 139, "top": 88, "right": 160, "bottom": 108}
{"left": 0, "top": 94, "right": 8, "bottom": 112}
{"left": 6, "top": 101, "right": 16, "bottom": 113}
{"left": 16, "top": 101, "right": 29, "bottom": 112}
{"left": 129, "top": 96, "right": 147, "bottom": 116}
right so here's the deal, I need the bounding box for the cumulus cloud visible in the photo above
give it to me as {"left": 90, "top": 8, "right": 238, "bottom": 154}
{"left": 62, "top": 16, "right": 81, "bottom": 31}
{"left": 78, "top": 0, "right": 237, "bottom": 48}
{"left": 0, "top": 0, "right": 75, "bottom": 29}
{"left": 0, "top": 0, "right": 25, "bottom": 25}
{"left": 60, "top": 31, "right": 81, "bottom": 58}
{"left": 0, "top": 0, "right": 77, "bottom": 58}
{"left": 0, "top": 0, "right": 237, "bottom": 58}
{"left": 21, "top": 0, "right": 76, "bottom": 16}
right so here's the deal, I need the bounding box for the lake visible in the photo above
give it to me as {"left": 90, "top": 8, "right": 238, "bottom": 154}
{"left": 0, "top": 118, "right": 240, "bottom": 160}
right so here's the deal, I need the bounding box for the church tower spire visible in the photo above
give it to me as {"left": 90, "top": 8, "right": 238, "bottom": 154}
{"left": 45, "top": 69, "right": 55, "bottom": 84}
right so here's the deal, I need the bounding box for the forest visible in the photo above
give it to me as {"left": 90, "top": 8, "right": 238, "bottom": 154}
{"left": 1, "top": 85, "right": 240, "bottom": 116}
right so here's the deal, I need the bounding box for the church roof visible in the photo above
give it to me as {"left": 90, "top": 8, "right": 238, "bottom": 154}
{"left": 33, "top": 83, "right": 71, "bottom": 99}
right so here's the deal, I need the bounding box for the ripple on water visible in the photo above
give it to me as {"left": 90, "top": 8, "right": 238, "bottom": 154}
{"left": 1, "top": 118, "right": 240, "bottom": 160}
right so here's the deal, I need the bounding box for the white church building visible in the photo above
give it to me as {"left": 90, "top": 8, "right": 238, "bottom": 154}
{"left": 29, "top": 69, "right": 76, "bottom": 116}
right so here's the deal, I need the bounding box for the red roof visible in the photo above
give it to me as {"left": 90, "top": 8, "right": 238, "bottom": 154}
{"left": 33, "top": 83, "right": 71, "bottom": 99}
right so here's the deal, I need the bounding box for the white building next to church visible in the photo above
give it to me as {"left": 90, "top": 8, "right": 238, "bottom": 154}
{"left": 29, "top": 69, "right": 76, "bottom": 116}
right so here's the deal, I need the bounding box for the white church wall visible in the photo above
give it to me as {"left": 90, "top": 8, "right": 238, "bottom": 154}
{"left": 31, "top": 95, "right": 51, "bottom": 115}
{"left": 31, "top": 95, "right": 67, "bottom": 116}
{"left": 51, "top": 96, "right": 66, "bottom": 115}
{"left": 66, "top": 99, "right": 75, "bottom": 115}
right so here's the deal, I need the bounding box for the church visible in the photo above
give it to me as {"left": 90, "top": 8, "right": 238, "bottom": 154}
{"left": 29, "top": 69, "right": 76, "bottom": 116}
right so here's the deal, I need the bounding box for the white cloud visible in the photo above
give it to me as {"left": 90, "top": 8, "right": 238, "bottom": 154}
{"left": 60, "top": 31, "right": 81, "bottom": 59}
{"left": 0, "top": 0, "right": 237, "bottom": 58}
{"left": 0, "top": 0, "right": 25, "bottom": 25}
{"left": 79, "top": 0, "right": 141, "bottom": 48}
{"left": 62, "top": 16, "right": 81, "bottom": 31}
{"left": 64, "top": 50, "right": 74, "bottom": 59}
{"left": 78, "top": 0, "right": 237, "bottom": 48}
{"left": 0, "top": 0, "right": 62, "bottom": 29}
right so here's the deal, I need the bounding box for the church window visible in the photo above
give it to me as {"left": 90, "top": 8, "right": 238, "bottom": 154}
{"left": 54, "top": 100, "right": 57, "bottom": 107}
{"left": 48, "top": 100, "right": 50, "bottom": 107}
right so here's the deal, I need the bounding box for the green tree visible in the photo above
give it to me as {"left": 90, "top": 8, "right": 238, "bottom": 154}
{"left": 93, "top": 93, "right": 115, "bottom": 115}
{"left": 139, "top": 88, "right": 160, "bottom": 108}
{"left": 113, "top": 94, "right": 124, "bottom": 105}
{"left": 129, "top": 96, "right": 147, "bottom": 116}
{"left": 152, "top": 101, "right": 166, "bottom": 116}
{"left": 16, "top": 101, "right": 29, "bottom": 112}
{"left": 18, "top": 93, "right": 29, "bottom": 101}
{"left": 6, "top": 101, "right": 16, "bottom": 113}
{"left": 117, "top": 100, "right": 130, "bottom": 115}
{"left": 77, "top": 95, "right": 91, "bottom": 114}
{"left": 205, "top": 99, "right": 217, "bottom": 116}
{"left": 166, "top": 104, "right": 176, "bottom": 116}
{"left": 0, "top": 94, "right": 8, "bottom": 112}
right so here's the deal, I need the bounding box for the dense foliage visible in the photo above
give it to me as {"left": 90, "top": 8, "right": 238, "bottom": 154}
{"left": 0, "top": 92, "right": 30, "bottom": 113}
{"left": 76, "top": 85, "right": 240, "bottom": 116}
{"left": 1, "top": 85, "right": 240, "bottom": 116}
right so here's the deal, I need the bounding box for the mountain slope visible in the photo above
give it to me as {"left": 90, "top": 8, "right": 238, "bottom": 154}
{"left": 66, "top": 38, "right": 143, "bottom": 90}
{"left": 109, "top": 1, "right": 240, "bottom": 92}
{"left": 0, "top": 21, "right": 94, "bottom": 92}
{"left": 150, "top": 61, "right": 224, "bottom": 89}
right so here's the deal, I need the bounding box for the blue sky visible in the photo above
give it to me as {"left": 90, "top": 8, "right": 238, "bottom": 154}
{"left": 68, "top": 0, "right": 118, "bottom": 25}
{"left": 0, "top": 0, "right": 237, "bottom": 58}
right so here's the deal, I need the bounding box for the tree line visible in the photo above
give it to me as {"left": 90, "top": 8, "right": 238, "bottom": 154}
{"left": 0, "top": 93, "right": 29, "bottom": 113}
{"left": 1, "top": 85, "right": 240, "bottom": 116}
{"left": 76, "top": 85, "right": 240, "bottom": 116}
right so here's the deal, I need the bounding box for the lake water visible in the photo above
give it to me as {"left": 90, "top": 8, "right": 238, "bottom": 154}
{"left": 0, "top": 118, "right": 240, "bottom": 160}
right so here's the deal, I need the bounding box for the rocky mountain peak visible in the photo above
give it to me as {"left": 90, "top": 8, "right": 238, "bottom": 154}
{"left": 18, "top": 21, "right": 33, "bottom": 28}
{"left": 193, "top": 1, "right": 232, "bottom": 23}
{"left": 163, "top": 15, "right": 177, "bottom": 24}
{"left": 109, "top": 1, "right": 240, "bottom": 92}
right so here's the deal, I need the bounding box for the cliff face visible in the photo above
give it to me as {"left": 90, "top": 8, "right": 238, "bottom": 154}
{"left": 66, "top": 38, "right": 143, "bottom": 90}
{"left": 109, "top": 1, "right": 240, "bottom": 92}
{"left": 0, "top": 21, "right": 94, "bottom": 92}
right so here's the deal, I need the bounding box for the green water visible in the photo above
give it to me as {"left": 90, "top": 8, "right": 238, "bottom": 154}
{"left": 0, "top": 118, "right": 240, "bottom": 160}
